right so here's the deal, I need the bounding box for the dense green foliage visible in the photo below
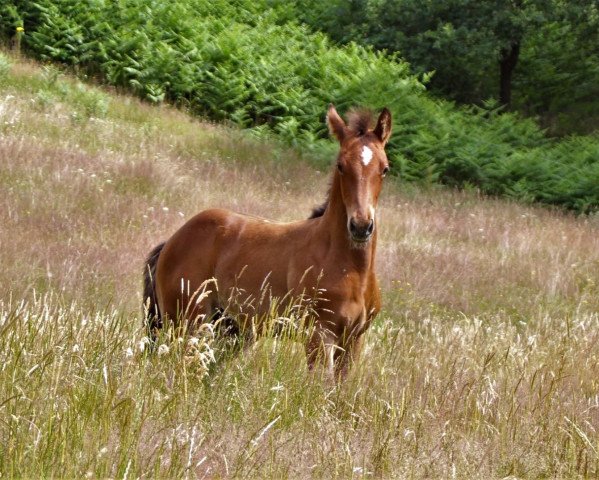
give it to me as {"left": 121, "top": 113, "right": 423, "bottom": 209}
{"left": 514, "top": 16, "right": 599, "bottom": 134}
{"left": 1, "top": 0, "right": 598, "bottom": 213}
{"left": 291, "top": 0, "right": 599, "bottom": 135}
{"left": 286, "top": 0, "right": 528, "bottom": 103}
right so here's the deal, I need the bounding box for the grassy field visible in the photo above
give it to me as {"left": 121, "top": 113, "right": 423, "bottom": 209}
{"left": 1, "top": 54, "right": 599, "bottom": 478}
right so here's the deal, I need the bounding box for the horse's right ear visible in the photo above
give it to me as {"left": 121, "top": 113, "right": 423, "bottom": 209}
{"left": 327, "top": 104, "right": 346, "bottom": 143}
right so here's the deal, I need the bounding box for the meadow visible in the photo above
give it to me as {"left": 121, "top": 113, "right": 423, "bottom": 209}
{"left": 1, "top": 54, "right": 599, "bottom": 478}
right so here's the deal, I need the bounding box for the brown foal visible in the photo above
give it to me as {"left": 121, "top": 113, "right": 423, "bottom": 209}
{"left": 143, "top": 105, "right": 392, "bottom": 378}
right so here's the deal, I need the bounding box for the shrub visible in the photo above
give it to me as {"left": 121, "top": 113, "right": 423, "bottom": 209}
{"left": 1, "top": 0, "right": 597, "bottom": 212}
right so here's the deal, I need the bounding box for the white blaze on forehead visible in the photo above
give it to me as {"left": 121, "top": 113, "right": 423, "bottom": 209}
{"left": 361, "top": 145, "right": 373, "bottom": 166}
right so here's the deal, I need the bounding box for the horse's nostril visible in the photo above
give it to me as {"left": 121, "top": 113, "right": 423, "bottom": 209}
{"left": 349, "top": 218, "right": 374, "bottom": 239}
{"left": 366, "top": 220, "right": 374, "bottom": 235}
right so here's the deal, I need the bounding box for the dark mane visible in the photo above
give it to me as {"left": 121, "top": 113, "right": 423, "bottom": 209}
{"left": 346, "top": 108, "right": 374, "bottom": 137}
{"left": 309, "top": 200, "right": 328, "bottom": 219}
{"left": 309, "top": 182, "right": 331, "bottom": 219}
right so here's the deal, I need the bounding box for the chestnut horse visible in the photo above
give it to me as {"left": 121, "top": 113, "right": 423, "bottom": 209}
{"left": 143, "top": 105, "right": 392, "bottom": 378}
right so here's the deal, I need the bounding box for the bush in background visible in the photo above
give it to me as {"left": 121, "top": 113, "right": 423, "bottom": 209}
{"left": 1, "top": 0, "right": 597, "bottom": 213}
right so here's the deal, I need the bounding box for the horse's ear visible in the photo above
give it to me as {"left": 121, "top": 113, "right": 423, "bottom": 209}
{"left": 327, "top": 104, "right": 346, "bottom": 143}
{"left": 373, "top": 107, "right": 392, "bottom": 145}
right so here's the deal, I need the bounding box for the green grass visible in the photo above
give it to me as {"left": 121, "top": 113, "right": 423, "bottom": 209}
{"left": 1, "top": 52, "right": 598, "bottom": 478}
{"left": 2, "top": 295, "right": 598, "bottom": 478}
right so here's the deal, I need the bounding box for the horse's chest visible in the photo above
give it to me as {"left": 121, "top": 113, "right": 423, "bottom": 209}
{"left": 317, "top": 267, "right": 368, "bottom": 312}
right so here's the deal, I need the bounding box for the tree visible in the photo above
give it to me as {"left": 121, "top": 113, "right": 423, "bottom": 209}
{"left": 293, "top": 0, "right": 597, "bottom": 115}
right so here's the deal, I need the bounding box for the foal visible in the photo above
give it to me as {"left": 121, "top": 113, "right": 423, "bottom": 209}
{"left": 143, "top": 105, "right": 392, "bottom": 378}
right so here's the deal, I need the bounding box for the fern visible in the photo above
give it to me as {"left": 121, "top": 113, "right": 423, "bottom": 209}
{"left": 1, "top": 0, "right": 597, "bottom": 212}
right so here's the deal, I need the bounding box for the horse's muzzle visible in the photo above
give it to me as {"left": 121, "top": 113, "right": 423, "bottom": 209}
{"left": 349, "top": 218, "right": 374, "bottom": 242}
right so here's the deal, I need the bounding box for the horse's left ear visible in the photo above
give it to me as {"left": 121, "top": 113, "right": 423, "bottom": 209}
{"left": 373, "top": 107, "right": 392, "bottom": 145}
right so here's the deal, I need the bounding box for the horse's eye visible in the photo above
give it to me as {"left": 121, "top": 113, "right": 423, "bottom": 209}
{"left": 337, "top": 163, "right": 343, "bottom": 174}
{"left": 382, "top": 166, "right": 390, "bottom": 177}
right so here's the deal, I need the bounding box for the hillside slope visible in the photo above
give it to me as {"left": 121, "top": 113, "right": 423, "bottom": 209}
{"left": 1, "top": 54, "right": 598, "bottom": 478}
{"left": 1, "top": 0, "right": 599, "bottom": 212}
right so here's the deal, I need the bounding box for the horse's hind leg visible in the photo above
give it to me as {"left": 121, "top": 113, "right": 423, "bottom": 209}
{"left": 211, "top": 308, "right": 241, "bottom": 338}
{"left": 206, "top": 307, "right": 259, "bottom": 354}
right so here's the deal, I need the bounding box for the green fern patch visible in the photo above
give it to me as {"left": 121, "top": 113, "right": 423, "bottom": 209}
{"left": 1, "top": 0, "right": 597, "bottom": 212}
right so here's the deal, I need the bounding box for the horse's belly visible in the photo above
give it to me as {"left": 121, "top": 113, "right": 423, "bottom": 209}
{"left": 214, "top": 241, "right": 295, "bottom": 314}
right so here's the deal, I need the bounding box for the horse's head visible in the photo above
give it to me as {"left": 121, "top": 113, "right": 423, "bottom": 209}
{"left": 327, "top": 105, "right": 392, "bottom": 245}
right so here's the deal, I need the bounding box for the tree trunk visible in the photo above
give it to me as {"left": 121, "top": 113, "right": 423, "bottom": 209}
{"left": 499, "top": 41, "right": 520, "bottom": 108}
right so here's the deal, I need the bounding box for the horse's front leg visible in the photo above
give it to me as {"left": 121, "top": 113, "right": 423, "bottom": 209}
{"left": 305, "top": 318, "right": 365, "bottom": 381}
{"left": 333, "top": 333, "right": 364, "bottom": 380}
{"left": 334, "top": 298, "right": 379, "bottom": 380}
{"left": 305, "top": 325, "right": 340, "bottom": 380}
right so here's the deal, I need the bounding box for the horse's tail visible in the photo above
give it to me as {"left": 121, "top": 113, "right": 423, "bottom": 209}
{"left": 143, "top": 241, "right": 165, "bottom": 339}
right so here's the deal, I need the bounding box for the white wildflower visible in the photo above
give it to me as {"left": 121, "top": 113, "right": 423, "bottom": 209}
{"left": 157, "top": 344, "right": 170, "bottom": 356}
{"left": 138, "top": 337, "right": 150, "bottom": 353}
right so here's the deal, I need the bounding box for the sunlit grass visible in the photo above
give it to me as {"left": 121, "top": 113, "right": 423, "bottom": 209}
{"left": 1, "top": 51, "right": 598, "bottom": 477}
{"left": 2, "top": 295, "right": 597, "bottom": 478}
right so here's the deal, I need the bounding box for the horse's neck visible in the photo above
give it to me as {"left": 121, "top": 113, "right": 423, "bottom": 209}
{"left": 320, "top": 174, "right": 376, "bottom": 273}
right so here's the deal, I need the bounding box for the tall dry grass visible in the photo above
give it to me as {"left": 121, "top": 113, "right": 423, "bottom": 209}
{"left": 1, "top": 53, "right": 598, "bottom": 478}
